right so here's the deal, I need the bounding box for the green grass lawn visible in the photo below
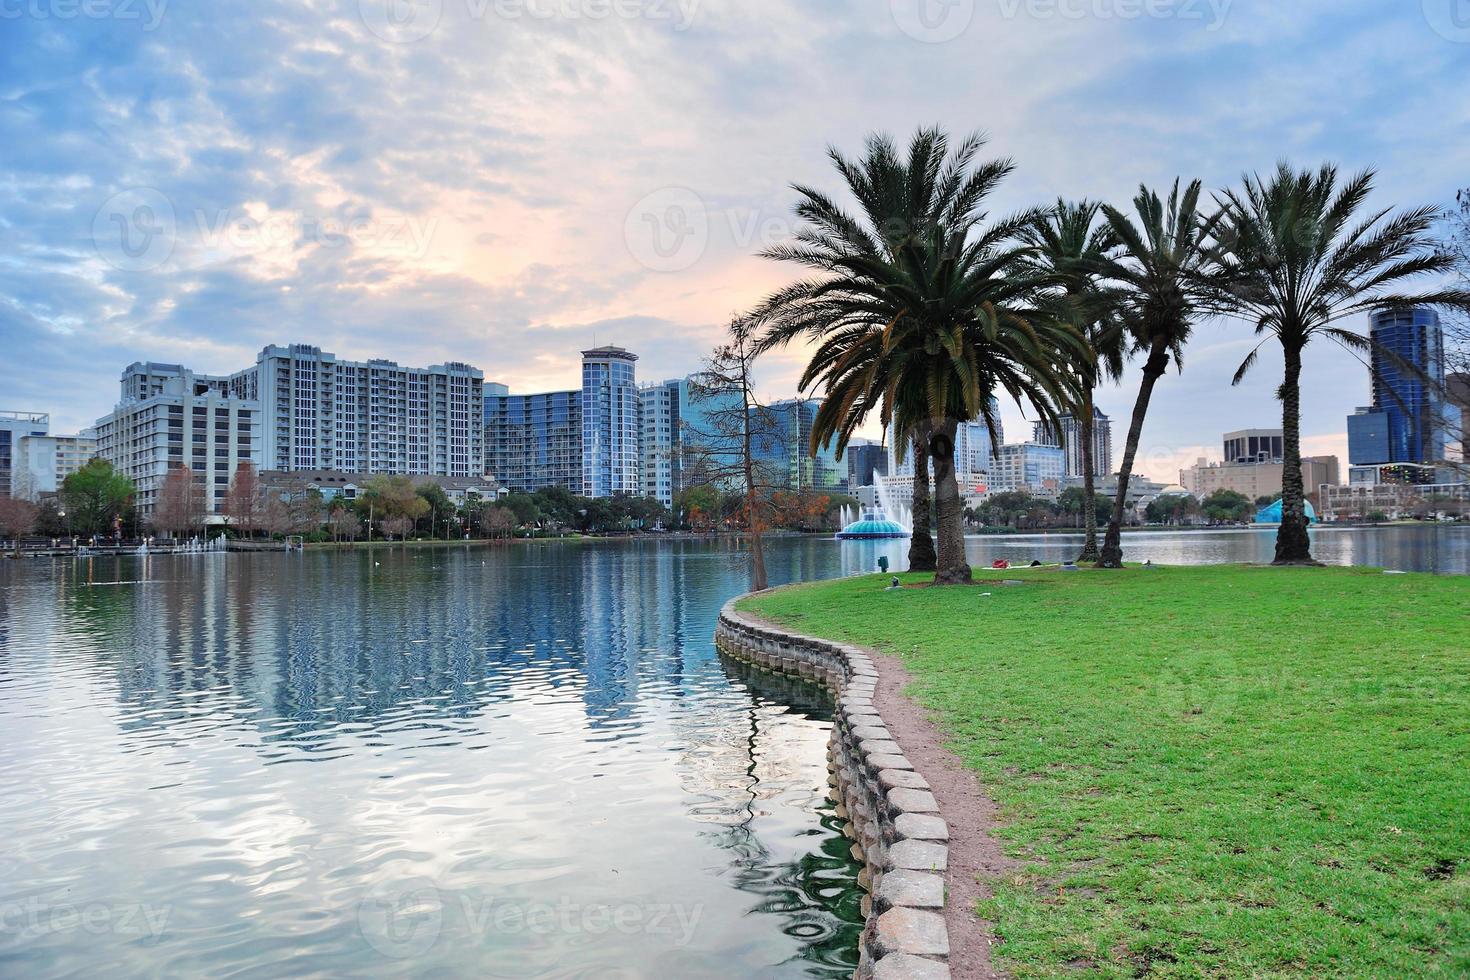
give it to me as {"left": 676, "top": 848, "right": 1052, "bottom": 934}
{"left": 740, "top": 565, "right": 1470, "bottom": 977}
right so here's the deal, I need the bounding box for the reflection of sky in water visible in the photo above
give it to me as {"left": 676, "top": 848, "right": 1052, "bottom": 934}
{"left": 0, "top": 540, "right": 863, "bottom": 978}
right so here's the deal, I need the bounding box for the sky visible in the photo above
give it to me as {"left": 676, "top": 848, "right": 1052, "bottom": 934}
{"left": 2, "top": 0, "right": 1467, "bottom": 483}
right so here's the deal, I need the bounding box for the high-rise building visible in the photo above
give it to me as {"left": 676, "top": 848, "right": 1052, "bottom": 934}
{"left": 639, "top": 378, "right": 688, "bottom": 507}
{"left": 991, "top": 442, "right": 1066, "bottom": 492}
{"left": 95, "top": 364, "right": 258, "bottom": 520}
{"left": 581, "top": 346, "right": 642, "bottom": 498}
{"left": 1347, "top": 308, "right": 1450, "bottom": 465}
{"left": 0, "top": 411, "right": 50, "bottom": 498}
{"left": 246, "top": 345, "right": 484, "bottom": 477}
{"left": 13, "top": 430, "right": 97, "bottom": 501}
{"left": 845, "top": 439, "right": 888, "bottom": 489}
{"left": 751, "top": 398, "right": 845, "bottom": 493}
{"left": 1222, "top": 429, "right": 1284, "bottom": 463}
{"left": 1033, "top": 408, "right": 1113, "bottom": 478}
{"left": 482, "top": 384, "right": 583, "bottom": 493}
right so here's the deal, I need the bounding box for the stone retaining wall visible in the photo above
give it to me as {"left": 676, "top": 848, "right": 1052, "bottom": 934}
{"left": 715, "top": 597, "right": 952, "bottom": 980}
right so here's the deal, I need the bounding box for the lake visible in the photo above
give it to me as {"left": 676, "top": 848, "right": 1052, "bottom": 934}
{"left": 0, "top": 525, "right": 1464, "bottom": 977}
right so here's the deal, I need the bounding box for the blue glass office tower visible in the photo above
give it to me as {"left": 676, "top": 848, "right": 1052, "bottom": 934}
{"left": 483, "top": 384, "right": 583, "bottom": 492}
{"left": 581, "top": 347, "right": 641, "bottom": 498}
{"left": 750, "top": 398, "right": 845, "bottom": 492}
{"left": 1347, "top": 308, "right": 1448, "bottom": 465}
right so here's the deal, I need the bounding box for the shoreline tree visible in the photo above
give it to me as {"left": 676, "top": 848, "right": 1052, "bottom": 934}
{"left": 754, "top": 128, "right": 1084, "bottom": 584}
{"left": 61, "top": 459, "right": 135, "bottom": 537}
{"left": 1209, "top": 164, "right": 1470, "bottom": 563}
{"left": 1096, "top": 180, "right": 1225, "bottom": 569}
{"left": 222, "top": 461, "right": 264, "bottom": 539}
{"left": 154, "top": 464, "right": 206, "bottom": 539}
{"left": 1022, "top": 200, "right": 1126, "bottom": 563}
{"left": 687, "top": 316, "right": 783, "bottom": 591}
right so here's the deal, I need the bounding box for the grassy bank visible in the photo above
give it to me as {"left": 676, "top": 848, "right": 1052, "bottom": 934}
{"left": 740, "top": 565, "right": 1470, "bottom": 977}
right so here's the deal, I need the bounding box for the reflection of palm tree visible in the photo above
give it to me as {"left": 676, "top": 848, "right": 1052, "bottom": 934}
{"left": 695, "top": 657, "right": 863, "bottom": 977}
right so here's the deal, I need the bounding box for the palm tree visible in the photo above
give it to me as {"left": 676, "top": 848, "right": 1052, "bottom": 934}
{"left": 754, "top": 128, "right": 1086, "bottom": 584}
{"left": 1208, "top": 163, "right": 1470, "bottom": 564}
{"left": 902, "top": 424, "right": 937, "bottom": 572}
{"left": 1021, "top": 200, "right": 1126, "bottom": 562}
{"left": 1096, "top": 179, "right": 1225, "bottom": 569}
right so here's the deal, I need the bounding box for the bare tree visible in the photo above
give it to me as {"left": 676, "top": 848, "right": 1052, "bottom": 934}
{"left": 154, "top": 465, "right": 207, "bottom": 539}
{"left": 1439, "top": 188, "right": 1470, "bottom": 478}
{"left": 327, "top": 506, "right": 362, "bottom": 543}
{"left": 0, "top": 496, "right": 40, "bottom": 554}
{"left": 222, "top": 461, "right": 264, "bottom": 537}
{"left": 686, "top": 317, "right": 787, "bottom": 591}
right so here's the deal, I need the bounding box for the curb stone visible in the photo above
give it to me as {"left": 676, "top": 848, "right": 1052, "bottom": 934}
{"left": 715, "top": 597, "right": 954, "bottom": 980}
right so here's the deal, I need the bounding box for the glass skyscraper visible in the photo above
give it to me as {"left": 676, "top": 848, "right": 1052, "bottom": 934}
{"left": 1347, "top": 308, "right": 1451, "bottom": 465}
{"left": 581, "top": 347, "right": 642, "bottom": 498}
{"left": 482, "top": 384, "right": 583, "bottom": 493}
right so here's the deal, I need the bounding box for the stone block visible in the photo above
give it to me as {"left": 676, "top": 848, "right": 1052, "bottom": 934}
{"left": 894, "top": 813, "right": 949, "bottom": 841}
{"left": 886, "top": 788, "right": 939, "bottom": 813}
{"left": 873, "top": 907, "right": 949, "bottom": 957}
{"left": 876, "top": 869, "right": 945, "bottom": 909}
{"left": 889, "top": 839, "right": 948, "bottom": 872}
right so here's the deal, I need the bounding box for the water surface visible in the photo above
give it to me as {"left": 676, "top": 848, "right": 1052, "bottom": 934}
{"left": 0, "top": 541, "right": 863, "bottom": 978}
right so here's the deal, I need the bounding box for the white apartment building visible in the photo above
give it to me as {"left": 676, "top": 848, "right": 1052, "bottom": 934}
{"left": 13, "top": 430, "right": 98, "bottom": 501}
{"left": 95, "top": 364, "right": 258, "bottom": 520}
{"left": 1, "top": 410, "right": 51, "bottom": 497}
{"left": 639, "top": 378, "right": 687, "bottom": 507}
{"left": 243, "top": 345, "right": 484, "bottom": 477}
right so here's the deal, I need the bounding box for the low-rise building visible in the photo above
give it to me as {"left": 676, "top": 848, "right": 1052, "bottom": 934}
{"left": 1320, "top": 482, "right": 1469, "bottom": 521}
{"left": 1181, "top": 455, "right": 1340, "bottom": 502}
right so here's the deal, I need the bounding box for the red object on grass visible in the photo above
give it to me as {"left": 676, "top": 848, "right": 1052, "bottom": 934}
{"left": 992, "top": 559, "right": 1010, "bottom": 569}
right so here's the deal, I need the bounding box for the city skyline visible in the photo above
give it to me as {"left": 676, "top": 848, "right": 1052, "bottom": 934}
{"left": 5, "top": 4, "right": 1468, "bottom": 484}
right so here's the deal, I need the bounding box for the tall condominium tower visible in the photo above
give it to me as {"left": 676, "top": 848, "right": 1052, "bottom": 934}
{"left": 639, "top": 377, "right": 688, "bottom": 507}
{"left": 581, "top": 346, "right": 641, "bottom": 498}
{"left": 244, "top": 345, "right": 484, "bottom": 477}
{"left": 1032, "top": 407, "right": 1114, "bottom": 478}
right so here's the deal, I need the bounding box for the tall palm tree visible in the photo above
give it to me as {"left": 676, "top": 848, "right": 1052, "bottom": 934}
{"left": 1021, "top": 200, "right": 1126, "bottom": 563}
{"left": 1097, "top": 179, "right": 1225, "bottom": 569}
{"left": 1208, "top": 163, "right": 1470, "bottom": 564}
{"left": 754, "top": 128, "right": 1086, "bottom": 585}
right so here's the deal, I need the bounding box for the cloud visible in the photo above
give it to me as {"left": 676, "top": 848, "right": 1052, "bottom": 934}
{"left": 0, "top": 0, "right": 1464, "bottom": 466}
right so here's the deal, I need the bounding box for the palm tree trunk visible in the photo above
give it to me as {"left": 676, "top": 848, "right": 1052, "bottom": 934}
{"left": 1078, "top": 390, "right": 1100, "bottom": 563}
{"left": 1099, "top": 338, "right": 1170, "bottom": 569}
{"left": 908, "top": 427, "right": 937, "bottom": 572}
{"left": 1274, "top": 342, "right": 1317, "bottom": 565}
{"left": 929, "top": 419, "right": 972, "bottom": 585}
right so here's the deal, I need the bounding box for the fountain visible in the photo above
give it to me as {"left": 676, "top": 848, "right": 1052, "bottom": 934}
{"left": 835, "top": 505, "right": 910, "bottom": 540}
